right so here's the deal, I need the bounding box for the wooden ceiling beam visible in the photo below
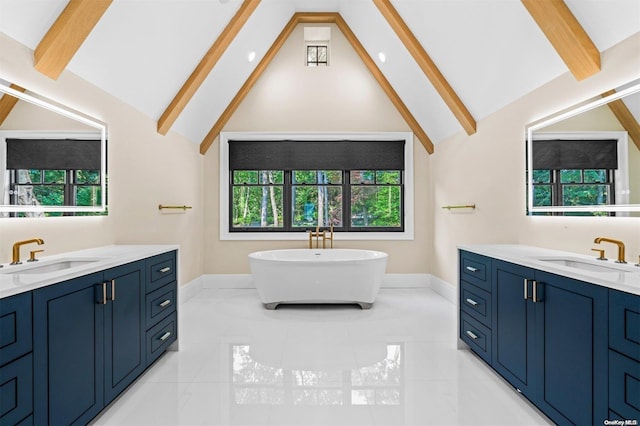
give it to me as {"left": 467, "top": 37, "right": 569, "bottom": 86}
{"left": 372, "top": 0, "right": 476, "bottom": 136}
{"left": 200, "top": 12, "right": 434, "bottom": 155}
{"left": 602, "top": 90, "right": 640, "bottom": 151}
{"left": 521, "top": 0, "right": 600, "bottom": 81}
{"left": 34, "top": 0, "right": 112, "bottom": 80}
{"left": 0, "top": 84, "right": 26, "bottom": 126}
{"left": 158, "top": 0, "right": 261, "bottom": 135}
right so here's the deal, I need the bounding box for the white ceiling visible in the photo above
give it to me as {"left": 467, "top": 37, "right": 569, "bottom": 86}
{"left": 1, "top": 0, "right": 639, "bottom": 146}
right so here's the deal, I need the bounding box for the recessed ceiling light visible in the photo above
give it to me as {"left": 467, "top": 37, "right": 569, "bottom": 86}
{"left": 378, "top": 52, "right": 386, "bottom": 63}
{"left": 248, "top": 51, "right": 256, "bottom": 62}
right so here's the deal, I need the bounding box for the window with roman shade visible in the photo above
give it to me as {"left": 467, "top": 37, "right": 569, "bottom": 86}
{"left": 228, "top": 139, "right": 405, "bottom": 232}
{"left": 531, "top": 139, "right": 617, "bottom": 215}
{"left": 5, "top": 138, "right": 104, "bottom": 216}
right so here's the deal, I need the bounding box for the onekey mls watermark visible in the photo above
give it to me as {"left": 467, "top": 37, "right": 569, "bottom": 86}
{"left": 604, "top": 420, "right": 638, "bottom": 425}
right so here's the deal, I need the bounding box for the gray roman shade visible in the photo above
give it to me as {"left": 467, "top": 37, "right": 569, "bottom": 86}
{"left": 532, "top": 139, "right": 618, "bottom": 170}
{"left": 229, "top": 140, "right": 405, "bottom": 170}
{"left": 6, "top": 139, "right": 101, "bottom": 170}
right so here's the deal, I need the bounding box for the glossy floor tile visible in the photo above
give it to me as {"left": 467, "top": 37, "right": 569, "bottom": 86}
{"left": 93, "top": 288, "right": 552, "bottom": 426}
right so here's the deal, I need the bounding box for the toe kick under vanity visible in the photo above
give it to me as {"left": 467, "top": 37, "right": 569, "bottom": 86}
{"left": 0, "top": 245, "right": 178, "bottom": 426}
{"left": 458, "top": 245, "right": 640, "bottom": 426}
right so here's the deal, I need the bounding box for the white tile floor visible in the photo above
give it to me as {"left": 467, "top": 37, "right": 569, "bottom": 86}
{"left": 93, "top": 288, "right": 552, "bottom": 426}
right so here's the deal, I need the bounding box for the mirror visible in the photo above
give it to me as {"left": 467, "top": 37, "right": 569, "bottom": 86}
{"left": 526, "top": 78, "right": 640, "bottom": 216}
{"left": 0, "top": 80, "right": 107, "bottom": 217}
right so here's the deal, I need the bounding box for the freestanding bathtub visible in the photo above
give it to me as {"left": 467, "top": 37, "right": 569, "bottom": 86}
{"left": 248, "top": 249, "right": 388, "bottom": 309}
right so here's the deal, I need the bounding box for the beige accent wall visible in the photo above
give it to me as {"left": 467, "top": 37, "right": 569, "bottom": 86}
{"left": 0, "top": 33, "right": 204, "bottom": 285}
{"left": 203, "top": 23, "right": 433, "bottom": 274}
{"left": 431, "top": 33, "right": 640, "bottom": 286}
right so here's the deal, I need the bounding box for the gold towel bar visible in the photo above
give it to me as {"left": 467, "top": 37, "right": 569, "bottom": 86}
{"left": 158, "top": 204, "right": 192, "bottom": 211}
{"left": 442, "top": 204, "right": 476, "bottom": 210}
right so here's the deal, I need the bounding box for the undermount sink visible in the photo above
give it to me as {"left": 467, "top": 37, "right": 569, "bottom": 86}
{"left": 537, "top": 257, "right": 638, "bottom": 274}
{"left": 1, "top": 259, "right": 100, "bottom": 275}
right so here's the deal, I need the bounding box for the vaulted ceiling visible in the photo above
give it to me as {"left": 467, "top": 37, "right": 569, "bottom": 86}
{"left": 0, "top": 0, "right": 639, "bottom": 155}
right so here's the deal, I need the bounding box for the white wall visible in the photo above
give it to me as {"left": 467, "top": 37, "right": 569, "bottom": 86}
{"left": 431, "top": 33, "right": 640, "bottom": 285}
{"left": 203, "top": 23, "right": 433, "bottom": 274}
{"left": 0, "top": 33, "right": 204, "bottom": 285}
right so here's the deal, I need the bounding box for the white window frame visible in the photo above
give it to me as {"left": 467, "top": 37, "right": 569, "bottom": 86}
{"left": 219, "top": 132, "right": 414, "bottom": 241}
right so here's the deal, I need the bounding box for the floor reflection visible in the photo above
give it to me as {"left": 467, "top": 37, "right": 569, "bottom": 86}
{"left": 232, "top": 344, "right": 403, "bottom": 407}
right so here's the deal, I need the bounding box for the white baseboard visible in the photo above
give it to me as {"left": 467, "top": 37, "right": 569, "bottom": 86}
{"left": 178, "top": 275, "right": 204, "bottom": 305}
{"left": 182, "top": 273, "right": 455, "bottom": 300}
{"left": 428, "top": 275, "right": 456, "bottom": 304}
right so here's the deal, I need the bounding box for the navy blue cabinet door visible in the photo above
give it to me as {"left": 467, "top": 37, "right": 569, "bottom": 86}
{"left": 533, "top": 271, "right": 608, "bottom": 426}
{"left": 33, "top": 272, "right": 105, "bottom": 426}
{"left": 491, "top": 260, "right": 536, "bottom": 394}
{"left": 104, "top": 261, "right": 145, "bottom": 403}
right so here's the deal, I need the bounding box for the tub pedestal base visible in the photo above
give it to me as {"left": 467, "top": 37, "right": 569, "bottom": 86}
{"left": 263, "top": 301, "right": 373, "bottom": 310}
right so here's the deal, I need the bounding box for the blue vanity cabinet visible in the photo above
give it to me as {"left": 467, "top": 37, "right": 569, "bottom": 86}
{"left": 33, "top": 260, "right": 146, "bottom": 426}
{"left": 609, "top": 289, "right": 640, "bottom": 419}
{"left": 490, "top": 259, "right": 608, "bottom": 425}
{"left": 530, "top": 269, "right": 608, "bottom": 426}
{"left": 103, "top": 261, "right": 146, "bottom": 402}
{"left": 144, "top": 251, "right": 178, "bottom": 366}
{"left": 0, "top": 292, "right": 33, "bottom": 425}
{"left": 33, "top": 271, "right": 105, "bottom": 426}
{"left": 491, "top": 260, "right": 535, "bottom": 395}
{"left": 459, "top": 251, "right": 493, "bottom": 364}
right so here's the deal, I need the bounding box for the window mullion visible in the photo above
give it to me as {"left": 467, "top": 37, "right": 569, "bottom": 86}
{"left": 284, "top": 171, "right": 292, "bottom": 232}
{"left": 344, "top": 170, "right": 351, "bottom": 232}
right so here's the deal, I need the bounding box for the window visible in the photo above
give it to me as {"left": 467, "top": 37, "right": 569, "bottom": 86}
{"left": 5, "top": 138, "right": 105, "bottom": 217}
{"left": 306, "top": 45, "right": 328, "bottom": 67}
{"left": 531, "top": 138, "right": 618, "bottom": 216}
{"left": 222, "top": 135, "right": 414, "bottom": 239}
{"left": 10, "top": 169, "right": 103, "bottom": 217}
{"left": 304, "top": 27, "right": 330, "bottom": 67}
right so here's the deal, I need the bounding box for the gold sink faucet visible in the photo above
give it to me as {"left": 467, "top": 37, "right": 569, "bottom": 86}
{"left": 593, "top": 237, "right": 626, "bottom": 263}
{"left": 11, "top": 238, "right": 45, "bottom": 265}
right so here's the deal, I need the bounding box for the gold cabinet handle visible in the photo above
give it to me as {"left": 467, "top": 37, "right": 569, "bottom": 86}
{"left": 159, "top": 300, "right": 172, "bottom": 308}
{"left": 159, "top": 331, "right": 172, "bottom": 341}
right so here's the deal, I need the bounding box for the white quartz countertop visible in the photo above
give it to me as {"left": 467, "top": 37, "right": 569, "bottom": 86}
{"left": 0, "top": 245, "right": 179, "bottom": 299}
{"left": 458, "top": 244, "right": 640, "bottom": 296}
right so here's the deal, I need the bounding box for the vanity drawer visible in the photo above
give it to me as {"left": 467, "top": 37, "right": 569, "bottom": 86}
{"left": 460, "top": 281, "right": 491, "bottom": 327}
{"left": 460, "top": 312, "right": 492, "bottom": 364}
{"left": 609, "top": 349, "right": 640, "bottom": 419}
{"left": 609, "top": 290, "right": 640, "bottom": 362}
{"left": 146, "top": 251, "right": 177, "bottom": 294}
{"left": 0, "top": 293, "right": 32, "bottom": 367}
{"left": 460, "top": 251, "right": 491, "bottom": 293}
{"left": 0, "top": 353, "right": 33, "bottom": 425}
{"left": 146, "top": 313, "right": 177, "bottom": 365}
{"left": 146, "top": 283, "right": 177, "bottom": 329}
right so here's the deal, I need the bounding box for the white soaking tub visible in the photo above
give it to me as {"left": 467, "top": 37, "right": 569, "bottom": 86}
{"left": 248, "top": 249, "right": 388, "bottom": 309}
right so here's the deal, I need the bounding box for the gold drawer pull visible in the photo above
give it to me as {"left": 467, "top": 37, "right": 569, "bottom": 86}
{"left": 159, "top": 300, "right": 172, "bottom": 308}
{"left": 466, "top": 330, "right": 479, "bottom": 340}
{"left": 159, "top": 267, "right": 171, "bottom": 273}
{"left": 159, "top": 331, "right": 172, "bottom": 341}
